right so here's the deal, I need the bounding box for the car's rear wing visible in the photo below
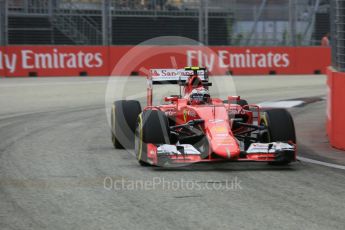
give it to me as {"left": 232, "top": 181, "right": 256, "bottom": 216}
{"left": 149, "top": 68, "right": 207, "bottom": 84}
{"left": 147, "top": 67, "right": 209, "bottom": 106}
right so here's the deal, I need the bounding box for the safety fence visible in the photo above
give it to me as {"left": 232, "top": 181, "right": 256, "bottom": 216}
{"left": 330, "top": 0, "right": 345, "bottom": 71}
{"left": 0, "top": 0, "right": 330, "bottom": 46}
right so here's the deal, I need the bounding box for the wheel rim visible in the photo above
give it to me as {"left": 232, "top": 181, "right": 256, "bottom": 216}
{"left": 111, "top": 104, "right": 116, "bottom": 145}
{"left": 111, "top": 104, "right": 116, "bottom": 135}
{"left": 136, "top": 114, "right": 143, "bottom": 161}
{"left": 260, "top": 113, "right": 271, "bottom": 142}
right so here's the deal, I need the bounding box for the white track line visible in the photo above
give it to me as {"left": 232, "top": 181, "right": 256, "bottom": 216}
{"left": 297, "top": 156, "right": 345, "bottom": 170}
{"left": 0, "top": 80, "right": 108, "bottom": 88}
{"left": 258, "top": 100, "right": 304, "bottom": 108}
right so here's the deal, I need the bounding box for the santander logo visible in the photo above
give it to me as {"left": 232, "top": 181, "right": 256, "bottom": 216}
{"left": 186, "top": 49, "right": 290, "bottom": 71}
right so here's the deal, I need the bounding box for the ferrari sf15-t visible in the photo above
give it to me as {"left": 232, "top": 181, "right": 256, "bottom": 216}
{"left": 111, "top": 67, "right": 296, "bottom": 167}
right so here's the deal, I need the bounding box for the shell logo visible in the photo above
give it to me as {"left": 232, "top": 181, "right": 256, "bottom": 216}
{"left": 211, "top": 126, "right": 227, "bottom": 134}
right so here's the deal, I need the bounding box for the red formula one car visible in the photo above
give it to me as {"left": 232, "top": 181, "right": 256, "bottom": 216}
{"left": 111, "top": 67, "right": 296, "bottom": 167}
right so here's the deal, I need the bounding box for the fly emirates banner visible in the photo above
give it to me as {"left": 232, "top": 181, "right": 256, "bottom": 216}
{"left": 0, "top": 46, "right": 330, "bottom": 76}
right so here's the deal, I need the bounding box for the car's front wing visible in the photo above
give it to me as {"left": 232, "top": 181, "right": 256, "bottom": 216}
{"left": 144, "top": 142, "right": 296, "bottom": 166}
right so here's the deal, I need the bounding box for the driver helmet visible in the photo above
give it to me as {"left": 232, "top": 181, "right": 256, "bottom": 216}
{"left": 189, "top": 88, "right": 211, "bottom": 105}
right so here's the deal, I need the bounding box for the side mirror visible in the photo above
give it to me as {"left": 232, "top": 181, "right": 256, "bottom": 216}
{"left": 227, "top": 96, "right": 240, "bottom": 104}
{"left": 188, "top": 119, "right": 204, "bottom": 126}
{"left": 202, "top": 82, "right": 212, "bottom": 86}
{"left": 164, "top": 96, "right": 178, "bottom": 102}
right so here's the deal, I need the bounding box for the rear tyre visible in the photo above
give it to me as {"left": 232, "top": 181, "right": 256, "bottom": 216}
{"left": 111, "top": 100, "right": 141, "bottom": 149}
{"left": 260, "top": 109, "right": 296, "bottom": 165}
{"left": 135, "top": 110, "right": 170, "bottom": 166}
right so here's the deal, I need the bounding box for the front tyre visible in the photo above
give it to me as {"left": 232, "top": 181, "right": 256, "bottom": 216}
{"left": 135, "top": 110, "right": 170, "bottom": 166}
{"left": 261, "top": 109, "right": 296, "bottom": 165}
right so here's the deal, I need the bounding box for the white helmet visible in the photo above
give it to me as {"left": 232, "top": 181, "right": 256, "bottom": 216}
{"left": 189, "top": 88, "right": 211, "bottom": 105}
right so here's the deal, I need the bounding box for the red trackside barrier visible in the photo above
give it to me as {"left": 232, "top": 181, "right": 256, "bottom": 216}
{"left": 0, "top": 46, "right": 331, "bottom": 77}
{"left": 327, "top": 67, "right": 345, "bottom": 150}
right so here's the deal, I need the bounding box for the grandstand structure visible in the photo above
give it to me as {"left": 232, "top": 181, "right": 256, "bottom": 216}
{"left": 0, "top": 0, "right": 330, "bottom": 46}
